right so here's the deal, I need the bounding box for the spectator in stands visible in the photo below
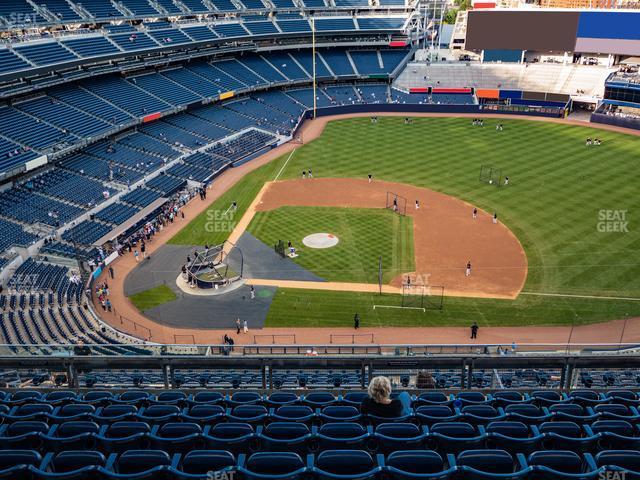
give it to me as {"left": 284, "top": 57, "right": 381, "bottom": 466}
{"left": 73, "top": 341, "right": 91, "bottom": 356}
{"left": 416, "top": 370, "right": 436, "bottom": 389}
{"left": 361, "top": 376, "right": 411, "bottom": 418}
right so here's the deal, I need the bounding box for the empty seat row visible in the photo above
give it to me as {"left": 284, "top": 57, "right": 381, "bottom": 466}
{"left": 0, "top": 447, "right": 637, "bottom": 480}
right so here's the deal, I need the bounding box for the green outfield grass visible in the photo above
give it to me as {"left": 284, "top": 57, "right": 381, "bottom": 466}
{"left": 129, "top": 285, "right": 177, "bottom": 312}
{"left": 264, "top": 288, "right": 640, "bottom": 328}
{"left": 247, "top": 206, "right": 414, "bottom": 283}
{"left": 168, "top": 157, "right": 287, "bottom": 246}
{"left": 168, "top": 116, "right": 640, "bottom": 327}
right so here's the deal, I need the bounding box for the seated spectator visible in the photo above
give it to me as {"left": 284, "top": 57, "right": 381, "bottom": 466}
{"left": 361, "top": 376, "right": 411, "bottom": 418}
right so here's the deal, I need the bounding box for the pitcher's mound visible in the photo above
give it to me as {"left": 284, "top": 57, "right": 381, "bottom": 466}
{"left": 303, "top": 233, "right": 339, "bottom": 249}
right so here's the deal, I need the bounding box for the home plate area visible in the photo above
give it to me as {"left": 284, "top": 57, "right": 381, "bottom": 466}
{"left": 302, "top": 233, "right": 340, "bottom": 249}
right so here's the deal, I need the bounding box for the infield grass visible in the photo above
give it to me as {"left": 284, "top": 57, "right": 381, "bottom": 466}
{"left": 247, "top": 206, "right": 414, "bottom": 283}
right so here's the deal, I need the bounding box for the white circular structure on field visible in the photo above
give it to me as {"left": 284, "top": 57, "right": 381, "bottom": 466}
{"left": 303, "top": 233, "right": 339, "bottom": 249}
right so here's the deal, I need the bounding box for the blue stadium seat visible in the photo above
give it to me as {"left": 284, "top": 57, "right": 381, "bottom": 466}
{"left": 428, "top": 422, "right": 486, "bottom": 454}
{"left": 312, "top": 450, "right": 381, "bottom": 479}
{"left": 39, "top": 450, "right": 106, "bottom": 479}
{"left": 257, "top": 422, "right": 312, "bottom": 453}
{"left": 203, "top": 423, "right": 255, "bottom": 454}
{"left": 485, "top": 421, "right": 543, "bottom": 454}
{"left": 527, "top": 450, "right": 596, "bottom": 478}
{"left": 385, "top": 450, "right": 456, "bottom": 479}
{"left": 455, "top": 449, "right": 529, "bottom": 479}
{"left": 373, "top": 423, "right": 429, "bottom": 453}
{"left": 177, "top": 450, "right": 236, "bottom": 476}
{"left": 315, "top": 423, "right": 371, "bottom": 451}
{"left": 238, "top": 451, "right": 307, "bottom": 480}
{"left": 416, "top": 405, "right": 460, "bottom": 426}
{"left": 149, "top": 422, "right": 202, "bottom": 453}
{"left": 95, "top": 422, "right": 151, "bottom": 453}
{"left": 0, "top": 450, "right": 42, "bottom": 479}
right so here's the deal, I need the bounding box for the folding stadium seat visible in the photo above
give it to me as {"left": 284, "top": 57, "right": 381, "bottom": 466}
{"left": 227, "top": 405, "right": 268, "bottom": 424}
{"left": 104, "top": 450, "right": 172, "bottom": 479}
{"left": 492, "top": 391, "right": 530, "bottom": 407}
{"left": 181, "top": 404, "right": 225, "bottom": 423}
{"left": 43, "top": 421, "right": 99, "bottom": 451}
{"left": 50, "top": 404, "right": 95, "bottom": 423}
{"left": 0, "top": 421, "right": 48, "bottom": 449}
{"left": 188, "top": 391, "right": 224, "bottom": 406}
{"left": 237, "top": 451, "right": 307, "bottom": 480}
{"left": 428, "top": 422, "right": 486, "bottom": 454}
{"left": 312, "top": 450, "right": 382, "bottom": 480}
{"left": 79, "top": 391, "right": 114, "bottom": 405}
{"left": 153, "top": 391, "right": 187, "bottom": 406}
{"left": 593, "top": 403, "right": 640, "bottom": 421}
{"left": 538, "top": 422, "right": 599, "bottom": 452}
{"left": 415, "top": 405, "right": 460, "bottom": 426}
{"left": 38, "top": 450, "right": 106, "bottom": 480}
{"left": 173, "top": 450, "right": 236, "bottom": 477}
{"left": 591, "top": 420, "right": 640, "bottom": 450}
{"left": 454, "top": 449, "right": 529, "bottom": 479}
{"left": 302, "top": 392, "right": 337, "bottom": 408}
{"left": 527, "top": 450, "right": 597, "bottom": 478}
{"left": 43, "top": 391, "right": 77, "bottom": 406}
{"left": 269, "top": 405, "right": 315, "bottom": 423}
{"left": 149, "top": 422, "right": 203, "bottom": 453}
{"left": 606, "top": 389, "right": 640, "bottom": 406}
{"left": 414, "top": 392, "right": 452, "bottom": 406}
{"left": 341, "top": 391, "right": 368, "bottom": 407}
{"left": 113, "top": 391, "right": 151, "bottom": 405}
{"left": 137, "top": 405, "right": 181, "bottom": 424}
{"left": 93, "top": 405, "right": 138, "bottom": 424}
{"left": 485, "top": 421, "right": 544, "bottom": 454}
{"left": 569, "top": 390, "right": 603, "bottom": 407}
{"left": 0, "top": 450, "right": 42, "bottom": 479}
{"left": 266, "top": 392, "right": 299, "bottom": 407}
{"left": 549, "top": 403, "right": 598, "bottom": 423}
{"left": 95, "top": 421, "right": 151, "bottom": 453}
{"left": 458, "top": 405, "right": 505, "bottom": 425}
{"left": 8, "top": 390, "right": 43, "bottom": 405}
{"left": 227, "top": 392, "right": 263, "bottom": 406}
{"left": 203, "top": 423, "right": 256, "bottom": 454}
{"left": 372, "top": 423, "right": 428, "bottom": 454}
{"left": 313, "top": 423, "right": 372, "bottom": 452}
{"left": 530, "top": 390, "right": 568, "bottom": 407}
{"left": 455, "top": 392, "right": 491, "bottom": 406}
{"left": 384, "top": 450, "right": 456, "bottom": 479}
{"left": 504, "top": 404, "right": 552, "bottom": 424}
{"left": 6, "top": 403, "right": 54, "bottom": 422}
{"left": 256, "top": 422, "right": 312, "bottom": 454}
{"left": 592, "top": 450, "right": 640, "bottom": 479}
{"left": 318, "top": 406, "right": 361, "bottom": 423}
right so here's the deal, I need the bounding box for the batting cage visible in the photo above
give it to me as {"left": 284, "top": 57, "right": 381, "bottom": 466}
{"left": 402, "top": 283, "right": 445, "bottom": 311}
{"left": 386, "top": 192, "right": 407, "bottom": 216}
{"left": 479, "top": 165, "right": 502, "bottom": 186}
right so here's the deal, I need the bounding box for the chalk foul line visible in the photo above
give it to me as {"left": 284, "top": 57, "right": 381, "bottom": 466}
{"left": 273, "top": 148, "right": 296, "bottom": 182}
{"left": 520, "top": 291, "right": 640, "bottom": 301}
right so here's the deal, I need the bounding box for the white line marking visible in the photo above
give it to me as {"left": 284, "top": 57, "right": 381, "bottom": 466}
{"left": 374, "top": 305, "right": 426, "bottom": 312}
{"left": 520, "top": 292, "right": 640, "bottom": 301}
{"left": 273, "top": 148, "right": 296, "bottom": 181}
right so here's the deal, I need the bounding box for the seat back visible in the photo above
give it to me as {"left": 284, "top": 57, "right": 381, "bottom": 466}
{"left": 52, "top": 451, "right": 105, "bottom": 472}
{"left": 457, "top": 449, "right": 514, "bottom": 474}
{"left": 528, "top": 450, "right": 583, "bottom": 474}
{"left": 316, "top": 450, "right": 374, "bottom": 475}
{"left": 182, "top": 450, "right": 235, "bottom": 475}
{"left": 116, "top": 450, "right": 171, "bottom": 474}
{"left": 246, "top": 452, "right": 304, "bottom": 475}
{"left": 386, "top": 450, "right": 444, "bottom": 474}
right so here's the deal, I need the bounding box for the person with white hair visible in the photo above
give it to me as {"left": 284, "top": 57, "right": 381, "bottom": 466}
{"left": 361, "top": 376, "right": 412, "bottom": 418}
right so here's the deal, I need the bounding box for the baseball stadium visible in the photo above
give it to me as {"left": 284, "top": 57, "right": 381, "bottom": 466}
{"left": 0, "top": 0, "right": 640, "bottom": 477}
